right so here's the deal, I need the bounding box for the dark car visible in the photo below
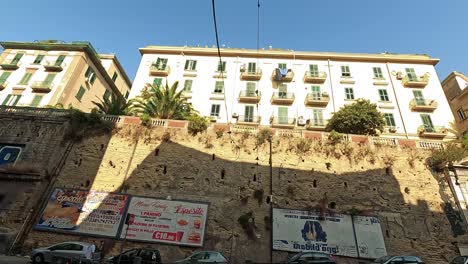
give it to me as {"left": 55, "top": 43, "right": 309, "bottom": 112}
{"left": 373, "top": 255, "right": 424, "bottom": 264}
{"left": 106, "top": 248, "right": 161, "bottom": 264}
{"left": 286, "top": 252, "right": 336, "bottom": 264}
{"left": 450, "top": 256, "right": 468, "bottom": 264}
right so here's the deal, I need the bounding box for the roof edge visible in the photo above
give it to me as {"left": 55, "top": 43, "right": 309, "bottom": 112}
{"left": 99, "top": 54, "right": 132, "bottom": 88}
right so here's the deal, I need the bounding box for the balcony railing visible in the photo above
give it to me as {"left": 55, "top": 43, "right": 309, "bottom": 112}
{"left": 304, "top": 93, "right": 330, "bottom": 107}
{"left": 149, "top": 64, "right": 171, "bottom": 76}
{"left": 303, "top": 71, "right": 327, "bottom": 84}
{"left": 0, "top": 81, "right": 8, "bottom": 90}
{"left": 417, "top": 125, "right": 447, "bottom": 138}
{"left": 270, "top": 117, "right": 296, "bottom": 128}
{"left": 409, "top": 99, "right": 438, "bottom": 112}
{"left": 44, "top": 61, "right": 65, "bottom": 72}
{"left": 238, "top": 90, "right": 261, "bottom": 103}
{"left": 383, "top": 126, "right": 398, "bottom": 133}
{"left": 272, "top": 68, "right": 294, "bottom": 82}
{"left": 237, "top": 115, "right": 261, "bottom": 125}
{"left": 402, "top": 74, "right": 429, "bottom": 88}
{"left": 0, "top": 60, "right": 20, "bottom": 70}
{"left": 271, "top": 92, "right": 295, "bottom": 104}
{"left": 306, "top": 119, "right": 327, "bottom": 130}
{"left": 240, "top": 66, "right": 262, "bottom": 80}
{"left": 31, "top": 81, "right": 53, "bottom": 93}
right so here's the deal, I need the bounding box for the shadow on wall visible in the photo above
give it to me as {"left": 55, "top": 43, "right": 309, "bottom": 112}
{"left": 25, "top": 125, "right": 467, "bottom": 263}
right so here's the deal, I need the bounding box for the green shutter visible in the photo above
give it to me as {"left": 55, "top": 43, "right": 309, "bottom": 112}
{"left": 11, "top": 53, "right": 24, "bottom": 64}
{"left": 245, "top": 105, "right": 254, "bottom": 122}
{"left": 184, "top": 80, "right": 192, "bottom": 92}
{"left": 75, "top": 86, "right": 86, "bottom": 101}
{"left": 85, "top": 66, "right": 92, "bottom": 77}
{"left": 420, "top": 114, "right": 434, "bottom": 129}
{"left": 192, "top": 60, "right": 197, "bottom": 70}
{"left": 378, "top": 89, "right": 389, "bottom": 101}
{"left": 55, "top": 55, "right": 65, "bottom": 66}
{"left": 248, "top": 62, "right": 256, "bottom": 73}
{"left": 246, "top": 82, "right": 256, "bottom": 95}
{"left": 278, "top": 63, "right": 287, "bottom": 70}
{"left": 311, "top": 86, "right": 321, "bottom": 99}
{"left": 103, "top": 90, "right": 111, "bottom": 101}
{"left": 184, "top": 60, "right": 189, "bottom": 70}
{"left": 44, "top": 74, "right": 56, "bottom": 85}
{"left": 90, "top": 72, "right": 97, "bottom": 84}
{"left": 112, "top": 72, "right": 118, "bottom": 82}
{"left": 12, "top": 95, "right": 21, "bottom": 106}
{"left": 19, "top": 72, "right": 33, "bottom": 85}
{"left": 30, "top": 95, "right": 43, "bottom": 107}
{"left": 278, "top": 107, "right": 288, "bottom": 124}
{"left": 1, "top": 94, "right": 12, "bottom": 105}
{"left": 309, "top": 64, "right": 318, "bottom": 76}
{"left": 0, "top": 72, "right": 12, "bottom": 83}
{"left": 33, "top": 55, "right": 45, "bottom": 64}
{"left": 406, "top": 68, "right": 417, "bottom": 81}
{"left": 211, "top": 104, "right": 220, "bottom": 116}
{"left": 413, "top": 90, "right": 425, "bottom": 105}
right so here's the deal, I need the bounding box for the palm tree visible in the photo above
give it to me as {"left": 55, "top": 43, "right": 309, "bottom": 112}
{"left": 92, "top": 92, "right": 131, "bottom": 115}
{"left": 130, "top": 81, "right": 193, "bottom": 119}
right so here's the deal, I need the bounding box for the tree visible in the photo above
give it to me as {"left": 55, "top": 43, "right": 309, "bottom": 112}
{"left": 92, "top": 92, "right": 130, "bottom": 115}
{"left": 325, "top": 99, "right": 385, "bottom": 135}
{"left": 130, "top": 81, "right": 193, "bottom": 119}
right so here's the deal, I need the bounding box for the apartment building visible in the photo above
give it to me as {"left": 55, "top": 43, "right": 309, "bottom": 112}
{"left": 130, "top": 46, "right": 454, "bottom": 140}
{"left": 0, "top": 40, "right": 131, "bottom": 112}
{"left": 441, "top": 71, "right": 468, "bottom": 136}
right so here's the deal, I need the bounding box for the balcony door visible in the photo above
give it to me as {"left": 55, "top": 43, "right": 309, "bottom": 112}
{"left": 278, "top": 107, "right": 288, "bottom": 124}
{"left": 312, "top": 109, "right": 324, "bottom": 126}
{"left": 311, "top": 86, "right": 321, "bottom": 100}
{"left": 420, "top": 114, "right": 434, "bottom": 132}
{"left": 278, "top": 84, "right": 287, "bottom": 98}
{"left": 246, "top": 82, "right": 256, "bottom": 97}
{"left": 247, "top": 62, "right": 256, "bottom": 74}
{"left": 244, "top": 105, "right": 254, "bottom": 122}
{"left": 413, "top": 90, "right": 425, "bottom": 105}
{"left": 405, "top": 68, "right": 417, "bottom": 81}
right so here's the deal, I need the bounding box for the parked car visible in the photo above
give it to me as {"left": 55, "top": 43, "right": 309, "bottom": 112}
{"left": 286, "top": 252, "right": 336, "bottom": 264}
{"left": 450, "top": 256, "right": 468, "bottom": 264}
{"left": 174, "top": 251, "right": 228, "bottom": 263}
{"left": 373, "top": 255, "right": 424, "bottom": 264}
{"left": 106, "top": 248, "right": 161, "bottom": 264}
{"left": 31, "top": 241, "right": 100, "bottom": 264}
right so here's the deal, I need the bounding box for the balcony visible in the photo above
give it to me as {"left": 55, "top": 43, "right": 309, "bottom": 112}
{"left": 272, "top": 68, "right": 294, "bottom": 82}
{"left": 402, "top": 74, "right": 429, "bottom": 88}
{"left": 209, "top": 92, "right": 224, "bottom": 100}
{"left": 240, "top": 67, "right": 262, "bottom": 80}
{"left": 383, "top": 126, "right": 397, "bottom": 133}
{"left": 304, "top": 93, "right": 330, "bottom": 107}
{"left": 306, "top": 119, "right": 327, "bottom": 131}
{"left": 409, "top": 99, "right": 438, "bottom": 112}
{"left": 237, "top": 115, "right": 261, "bottom": 125}
{"left": 0, "top": 60, "right": 20, "bottom": 70}
{"left": 417, "top": 125, "right": 447, "bottom": 139}
{"left": 149, "top": 65, "right": 171, "bottom": 76}
{"left": 0, "top": 81, "right": 8, "bottom": 91}
{"left": 303, "top": 71, "right": 327, "bottom": 84}
{"left": 271, "top": 92, "right": 295, "bottom": 105}
{"left": 31, "top": 81, "right": 53, "bottom": 93}
{"left": 270, "top": 117, "right": 296, "bottom": 128}
{"left": 238, "top": 90, "right": 261, "bottom": 103}
{"left": 44, "top": 61, "right": 65, "bottom": 72}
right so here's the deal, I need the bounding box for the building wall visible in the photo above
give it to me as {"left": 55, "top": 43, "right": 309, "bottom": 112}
{"left": 100, "top": 56, "right": 131, "bottom": 97}
{"left": 442, "top": 73, "right": 468, "bottom": 135}
{"left": 130, "top": 48, "right": 454, "bottom": 139}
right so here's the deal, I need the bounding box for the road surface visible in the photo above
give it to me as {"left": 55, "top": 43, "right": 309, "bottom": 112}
{"left": 0, "top": 255, "right": 30, "bottom": 264}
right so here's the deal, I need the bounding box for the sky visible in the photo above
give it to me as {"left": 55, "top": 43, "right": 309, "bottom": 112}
{"left": 1, "top": 0, "right": 467, "bottom": 82}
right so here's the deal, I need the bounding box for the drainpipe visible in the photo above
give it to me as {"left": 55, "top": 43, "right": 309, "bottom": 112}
{"left": 385, "top": 63, "right": 408, "bottom": 138}
{"left": 327, "top": 59, "right": 336, "bottom": 112}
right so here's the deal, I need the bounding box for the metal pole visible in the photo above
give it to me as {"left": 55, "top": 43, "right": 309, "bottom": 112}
{"left": 269, "top": 136, "right": 273, "bottom": 263}
{"left": 117, "top": 224, "right": 129, "bottom": 264}
{"left": 351, "top": 215, "right": 360, "bottom": 259}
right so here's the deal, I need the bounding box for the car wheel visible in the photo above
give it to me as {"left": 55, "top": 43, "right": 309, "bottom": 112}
{"left": 32, "top": 254, "right": 44, "bottom": 264}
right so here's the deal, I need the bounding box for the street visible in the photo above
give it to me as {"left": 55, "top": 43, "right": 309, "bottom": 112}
{"left": 0, "top": 255, "right": 30, "bottom": 264}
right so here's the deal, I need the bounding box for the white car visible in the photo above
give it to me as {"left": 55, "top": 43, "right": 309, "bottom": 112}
{"left": 31, "top": 241, "right": 99, "bottom": 264}
{"left": 174, "top": 251, "right": 228, "bottom": 264}
{"left": 450, "top": 256, "right": 468, "bottom": 264}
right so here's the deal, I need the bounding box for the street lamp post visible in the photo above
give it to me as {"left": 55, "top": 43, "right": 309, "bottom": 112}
{"left": 268, "top": 135, "right": 273, "bottom": 263}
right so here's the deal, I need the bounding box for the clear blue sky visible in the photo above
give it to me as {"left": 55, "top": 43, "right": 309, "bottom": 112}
{"left": 1, "top": 0, "right": 467, "bottom": 82}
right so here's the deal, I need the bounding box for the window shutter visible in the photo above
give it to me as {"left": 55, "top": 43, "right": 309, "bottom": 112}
{"left": 0, "top": 72, "right": 12, "bottom": 83}
{"left": 55, "top": 55, "right": 65, "bottom": 66}
{"left": 11, "top": 53, "right": 24, "bottom": 63}
{"left": 30, "top": 95, "right": 43, "bottom": 107}
{"left": 19, "top": 72, "right": 33, "bottom": 84}
{"left": 44, "top": 74, "right": 56, "bottom": 84}
{"left": 184, "top": 60, "right": 189, "bottom": 70}
{"left": 2, "top": 94, "right": 12, "bottom": 105}
{"left": 12, "top": 95, "right": 21, "bottom": 106}
{"left": 192, "top": 60, "right": 197, "bottom": 70}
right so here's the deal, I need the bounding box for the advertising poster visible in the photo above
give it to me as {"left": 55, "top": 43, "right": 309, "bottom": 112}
{"left": 35, "top": 188, "right": 128, "bottom": 237}
{"left": 272, "top": 208, "right": 386, "bottom": 259}
{"left": 121, "top": 196, "right": 209, "bottom": 247}
{"left": 354, "top": 216, "right": 387, "bottom": 258}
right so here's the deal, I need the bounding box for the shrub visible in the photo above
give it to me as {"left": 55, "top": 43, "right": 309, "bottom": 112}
{"left": 215, "top": 127, "right": 225, "bottom": 139}
{"left": 295, "top": 138, "right": 312, "bottom": 154}
{"left": 140, "top": 113, "right": 152, "bottom": 127}
{"left": 427, "top": 143, "right": 467, "bottom": 170}
{"left": 188, "top": 114, "right": 209, "bottom": 136}
{"left": 256, "top": 128, "right": 273, "bottom": 146}
{"left": 64, "top": 109, "right": 113, "bottom": 142}
{"left": 253, "top": 189, "right": 264, "bottom": 205}
{"left": 161, "top": 132, "right": 171, "bottom": 142}
{"left": 327, "top": 130, "right": 343, "bottom": 145}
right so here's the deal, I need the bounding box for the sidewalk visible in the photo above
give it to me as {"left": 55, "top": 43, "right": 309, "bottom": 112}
{"left": 0, "top": 254, "right": 30, "bottom": 264}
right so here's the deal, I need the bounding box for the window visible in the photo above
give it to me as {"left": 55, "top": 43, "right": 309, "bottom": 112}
{"left": 75, "top": 86, "right": 86, "bottom": 101}
{"left": 214, "top": 81, "right": 224, "bottom": 94}
{"left": 406, "top": 68, "right": 417, "bottom": 81}
{"left": 33, "top": 55, "right": 45, "bottom": 64}
{"left": 210, "top": 104, "right": 221, "bottom": 117}
{"left": 184, "top": 60, "right": 197, "bottom": 71}
{"left": 457, "top": 108, "right": 466, "bottom": 121}
{"left": 103, "top": 90, "right": 111, "bottom": 102}
{"left": 10, "top": 53, "right": 24, "bottom": 64}
{"left": 0, "top": 72, "right": 12, "bottom": 84}
{"left": 84, "top": 66, "right": 96, "bottom": 84}
{"left": 30, "top": 95, "right": 43, "bottom": 107}
{"left": 278, "top": 107, "right": 288, "bottom": 124}
{"left": 312, "top": 109, "right": 324, "bottom": 126}
{"left": 1, "top": 94, "right": 21, "bottom": 106}
{"left": 246, "top": 82, "right": 256, "bottom": 96}
{"left": 112, "top": 72, "right": 118, "bottom": 82}
{"left": 125, "top": 91, "right": 129, "bottom": 99}
{"left": 309, "top": 64, "right": 319, "bottom": 77}
{"left": 244, "top": 105, "right": 254, "bottom": 122}
{"left": 278, "top": 84, "right": 287, "bottom": 98}
{"left": 311, "top": 86, "right": 321, "bottom": 100}
{"left": 217, "top": 61, "right": 226, "bottom": 72}
{"left": 43, "top": 73, "right": 56, "bottom": 85}
{"left": 54, "top": 55, "right": 66, "bottom": 66}
{"left": 373, "top": 67, "right": 384, "bottom": 78}
{"left": 420, "top": 114, "right": 434, "bottom": 131}
{"left": 183, "top": 80, "right": 193, "bottom": 92}
{"left": 384, "top": 113, "right": 396, "bottom": 127}
{"left": 451, "top": 256, "right": 468, "bottom": 264}
{"left": 18, "top": 72, "right": 33, "bottom": 85}
{"left": 345, "top": 87, "right": 354, "bottom": 100}
{"left": 341, "top": 65, "right": 351, "bottom": 77}
{"left": 378, "top": 89, "right": 389, "bottom": 102}
{"left": 154, "top": 58, "right": 168, "bottom": 70}
{"left": 153, "top": 78, "right": 162, "bottom": 88}
{"left": 413, "top": 90, "right": 425, "bottom": 105}
{"left": 247, "top": 62, "right": 256, "bottom": 74}
{"left": 278, "top": 63, "right": 287, "bottom": 70}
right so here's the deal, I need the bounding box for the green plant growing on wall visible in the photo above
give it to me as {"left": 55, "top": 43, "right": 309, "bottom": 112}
{"left": 140, "top": 113, "right": 152, "bottom": 127}
{"left": 295, "top": 138, "right": 311, "bottom": 155}
{"left": 187, "top": 114, "right": 209, "bottom": 136}
{"left": 253, "top": 189, "right": 264, "bottom": 205}
{"left": 325, "top": 99, "right": 385, "bottom": 135}
{"left": 64, "top": 109, "right": 113, "bottom": 142}
{"left": 92, "top": 92, "right": 130, "bottom": 115}
{"left": 427, "top": 143, "right": 468, "bottom": 170}
{"left": 327, "top": 130, "right": 343, "bottom": 145}
{"left": 238, "top": 211, "right": 256, "bottom": 239}
{"left": 255, "top": 128, "right": 273, "bottom": 146}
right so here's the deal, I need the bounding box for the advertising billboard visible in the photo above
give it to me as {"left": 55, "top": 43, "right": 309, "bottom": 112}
{"left": 120, "top": 196, "right": 209, "bottom": 247}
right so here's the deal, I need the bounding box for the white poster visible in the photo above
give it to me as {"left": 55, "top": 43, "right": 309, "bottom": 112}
{"left": 120, "top": 197, "right": 209, "bottom": 247}
{"left": 354, "top": 216, "right": 387, "bottom": 258}
{"left": 272, "top": 208, "right": 386, "bottom": 259}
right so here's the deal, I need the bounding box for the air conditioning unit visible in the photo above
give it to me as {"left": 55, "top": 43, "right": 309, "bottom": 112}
{"left": 396, "top": 72, "right": 403, "bottom": 80}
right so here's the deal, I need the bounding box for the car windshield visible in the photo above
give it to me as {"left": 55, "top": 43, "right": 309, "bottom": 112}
{"left": 374, "top": 256, "right": 394, "bottom": 263}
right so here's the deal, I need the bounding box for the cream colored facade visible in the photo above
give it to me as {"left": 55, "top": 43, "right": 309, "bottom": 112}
{"left": 0, "top": 41, "right": 131, "bottom": 112}
{"left": 442, "top": 71, "right": 468, "bottom": 135}
{"left": 130, "top": 45, "right": 454, "bottom": 140}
